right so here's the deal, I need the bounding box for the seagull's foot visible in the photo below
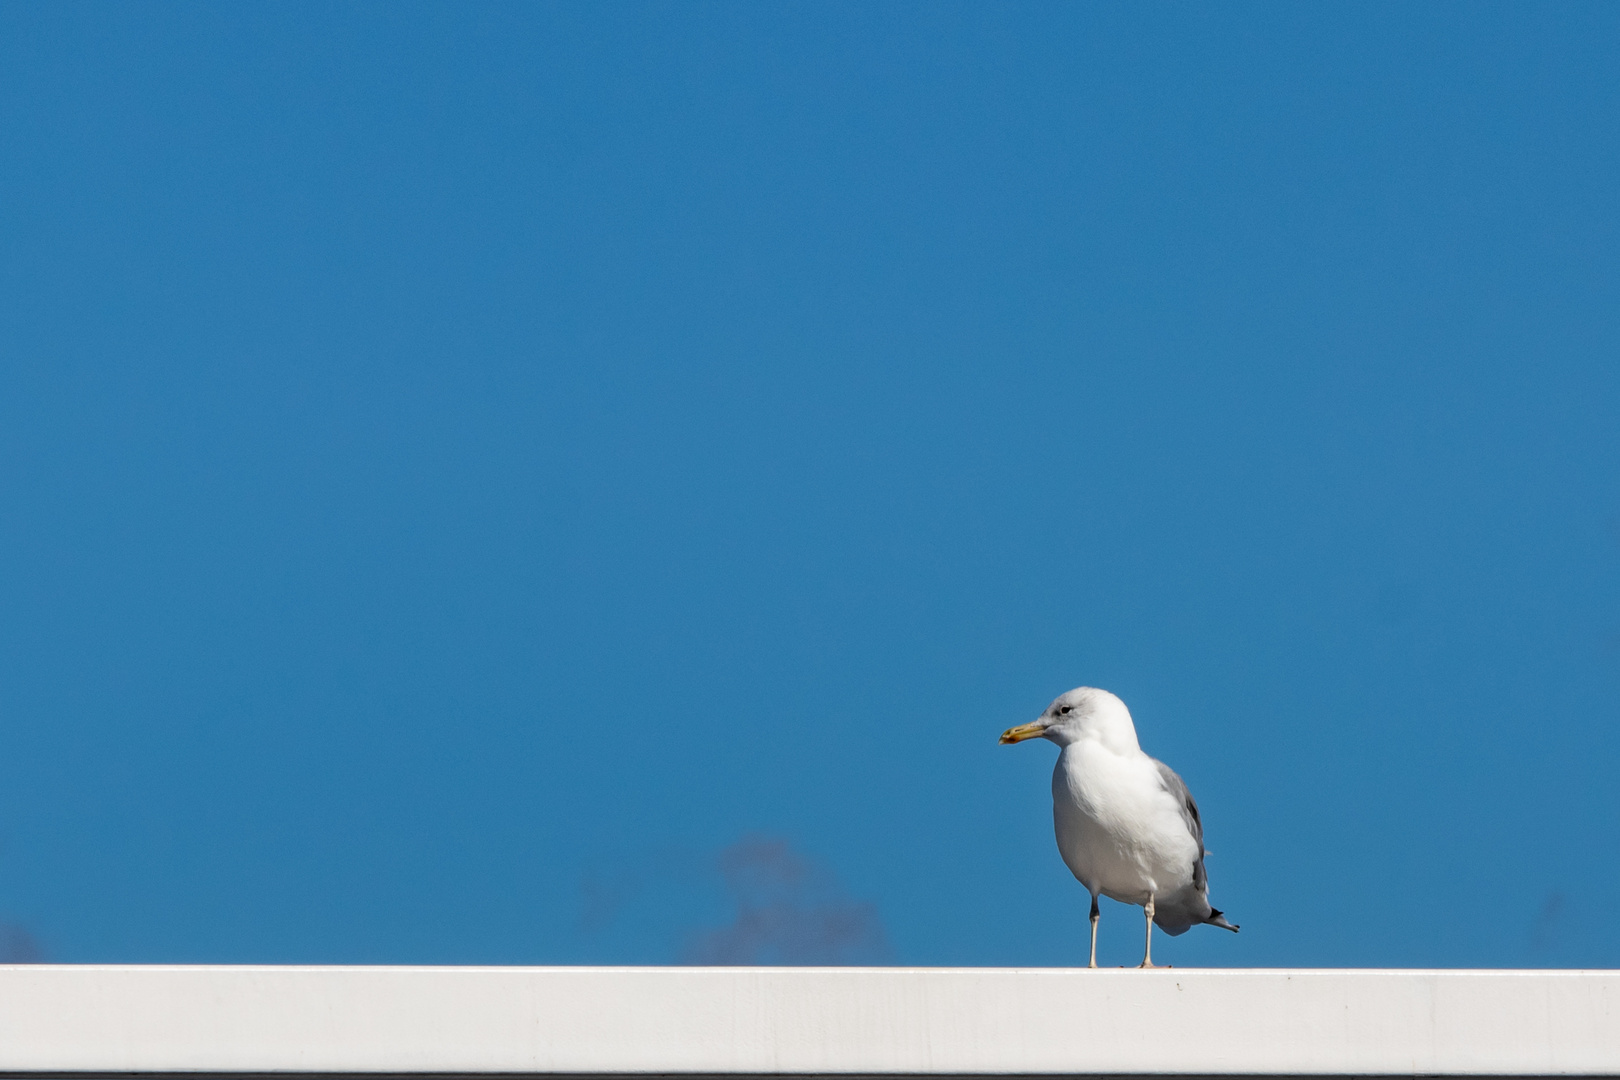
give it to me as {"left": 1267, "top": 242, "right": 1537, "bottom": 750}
{"left": 1137, "top": 960, "right": 1158, "bottom": 969}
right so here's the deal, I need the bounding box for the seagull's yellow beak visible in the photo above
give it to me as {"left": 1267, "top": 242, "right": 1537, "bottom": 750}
{"left": 999, "top": 721, "right": 1048, "bottom": 744}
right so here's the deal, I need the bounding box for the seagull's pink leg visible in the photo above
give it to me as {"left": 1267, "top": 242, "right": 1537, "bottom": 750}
{"left": 1088, "top": 895, "right": 1100, "bottom": 968}
{"left": 1138, "top": 896, "right": 1156, "bottom": 969}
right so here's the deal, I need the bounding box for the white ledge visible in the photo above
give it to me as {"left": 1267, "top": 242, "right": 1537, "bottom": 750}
{"left": 0, "top": 966, "right": 1615, "bottom": 1076}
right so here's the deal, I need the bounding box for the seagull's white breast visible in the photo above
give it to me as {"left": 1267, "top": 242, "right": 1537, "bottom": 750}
{"left": 1051, "top": 739, "right": 1200, "bottom": 904}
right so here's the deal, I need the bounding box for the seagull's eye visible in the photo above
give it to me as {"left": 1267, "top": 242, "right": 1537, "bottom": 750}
{"left": 1059, "top": 705, "right": 1072, "bottom": 715}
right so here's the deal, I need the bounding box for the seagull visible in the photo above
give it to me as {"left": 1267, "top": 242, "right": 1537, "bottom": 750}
{"left": 1000, "top": 686, "right": 1238, "bottom": 968}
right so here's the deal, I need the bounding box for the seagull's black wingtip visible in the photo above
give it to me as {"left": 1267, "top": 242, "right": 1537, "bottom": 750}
{"left": 1207, "top": 908, "right": 1240, "bottom": 933}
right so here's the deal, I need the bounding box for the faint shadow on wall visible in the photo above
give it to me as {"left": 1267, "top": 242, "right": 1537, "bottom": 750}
{"left": 680, "top": 835, "right": 889, "bottom": 966}
{"left": 0, "top": 923, "right": 44, "bottom": 963}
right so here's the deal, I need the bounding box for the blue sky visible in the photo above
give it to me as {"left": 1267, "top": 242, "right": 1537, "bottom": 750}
{"left": 0, "top": 2, "right": 1616, "bottom": 969}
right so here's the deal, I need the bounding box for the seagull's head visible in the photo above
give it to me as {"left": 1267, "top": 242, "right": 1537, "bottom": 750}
{"left": 999, "top": 686, "right": 1140, "bottom": 751}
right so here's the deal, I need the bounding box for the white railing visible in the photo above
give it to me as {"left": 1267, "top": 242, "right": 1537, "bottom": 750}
{"left": 0, "top": 966, "right": 1615, "bottom": 1076}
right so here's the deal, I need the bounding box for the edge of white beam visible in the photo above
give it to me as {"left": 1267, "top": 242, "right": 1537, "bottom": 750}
{"left": 0, "top": 965, "right": 1616, "bottom": 1076}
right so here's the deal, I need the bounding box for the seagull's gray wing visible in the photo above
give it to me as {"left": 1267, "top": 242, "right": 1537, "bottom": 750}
{"left": 1152, "top": 758, "right": 1239, "bottom": 933}
{"left": 1152, "top": 758, "right": 1207, "bottom": 892}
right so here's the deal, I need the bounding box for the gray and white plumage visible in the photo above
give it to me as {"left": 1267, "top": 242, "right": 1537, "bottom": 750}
{"left": 1001, "top": 686, "right": 1237, "bottom": 966}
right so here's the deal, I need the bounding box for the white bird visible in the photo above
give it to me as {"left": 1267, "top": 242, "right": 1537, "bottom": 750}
{"left": 1000, "top": 686, "right": 1238, "bottom": 967}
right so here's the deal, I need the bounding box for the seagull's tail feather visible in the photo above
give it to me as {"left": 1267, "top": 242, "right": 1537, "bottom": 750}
{"left": 1205, "top": 908, "right": 1240, "bottom": 933}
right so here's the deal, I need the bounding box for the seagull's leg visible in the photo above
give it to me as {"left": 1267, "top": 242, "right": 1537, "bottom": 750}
{"left": 1138, "top": 895, "right": 1156, "bottom": 969}
{"left": 1088, "top": 895, "right": 1100, "bottom": 969}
